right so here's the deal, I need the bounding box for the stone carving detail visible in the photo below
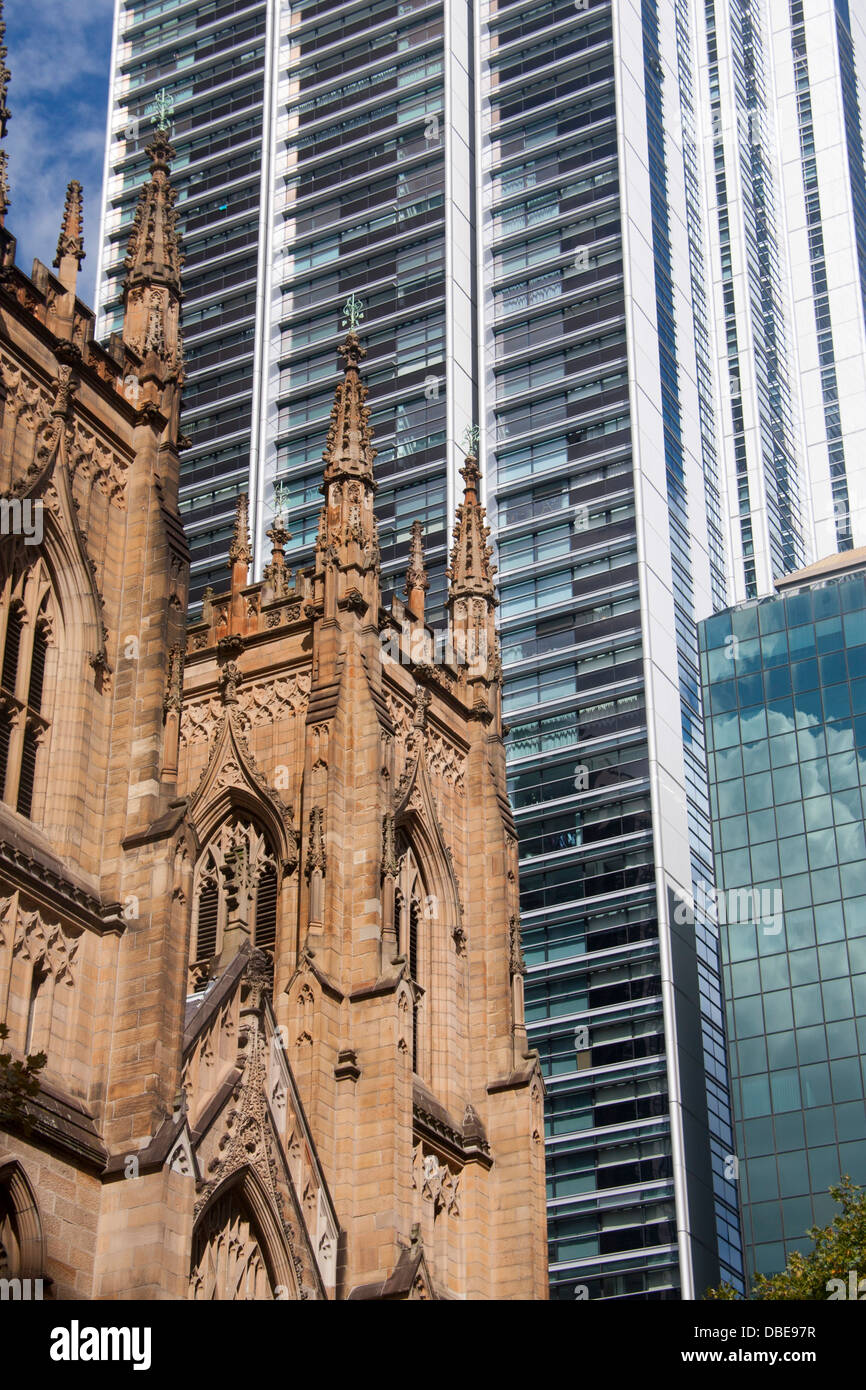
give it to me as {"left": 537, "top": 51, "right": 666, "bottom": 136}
{"left": 4, "top": 894, "right": 80, "bottom": 986}
{"left": 181, "top": 672, "right": 311, "bottom": 745}
{"left": 305, "top": 807, "right": 326, "bottom": 878}
{"left": 382, "top": 813, "right": 399, "bottom": 879}
{"left": 508, "top": 914, "right": 526, "bottom": 978}
{"left": 164, "top": 643, "right": 184, "bottom": 715}
{"left": 180, "top": 696, "right": 224, "bottom": 745}
{"left": 194, "top": 965, "right": 307, "bottom": 1294}
{"left": 385, "top": 693, "right": 413, "bottom": 740}
{"left": 413, "top": 1143, "right": 460, "bottom": 1218}
{"left": 0, "top": 353, "right": 53, "bottom": 430}
{"left": 384, "top": 692, "right": 465, "bottom": 794}
{"left": 240, "top": 672, "right": 311, "bottom": 728}
{"left": 219, "top": 661, "right": 243, "bottom": 706}
{"left": 427, "top": 730, "right": 466, "bottom": 791}
{"left": 68, "top": 421, "right": 129, "bottom": 505}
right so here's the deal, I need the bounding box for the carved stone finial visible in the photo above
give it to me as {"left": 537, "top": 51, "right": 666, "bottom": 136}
{"left": 404, "top": 519, "right": 429, "bottom": 621}
{"left": 0, "top": 2, "right": 11, "bottom": 144}
{"left": 508, "top": 914, "right": 526, "bottom": 977}
{"left": 382, "top": 812, "right": 399, "bottom": 880}
{"left": 123, "top": 127, "right": 183, "bottom": 296}
{"left": 264, "top": 493, "right": 292, "bottom": 598}
{"left": 54, "top": 180, "right": 85, "bottom": 272}
{"left": 218, "top": 660, "right": 242, "bottom": 705}
{"left": 122, "top": 120, "right": 183, "bottom": 377}
{"left": 321, "top": 331, "right": 378, "bottom": 488}
{"left": 412, "top": 685, "right": 431, "bottom": 730}
{"left": 228, "top": 492, "right": 252, "bottom": 568}
{"left": 163, "top": 643, "right": 184, "bottom": 715}
{"left": 446, "top": 449, "right": 496, "bottom": 602}
{"left": 305, "top": 806, "right": 326, "bottom": 878}
{"left": 0, "top": 148, "right": 8, "bottom": 226}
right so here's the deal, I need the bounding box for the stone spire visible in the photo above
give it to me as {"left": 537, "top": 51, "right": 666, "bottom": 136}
{"left": 54, "top": 180, "right": 85, "bottom": 295}
{"left": 404, "top": 519, "right": 429, "bottom": 623}
{"left": 0, "top": 2, "right": 10, "bottom": 143}
{"left": 321, "top": 329, "right": 377, "bottom": 491}
{"left": 227, "top": 492, "right": 252, "bottom": 632}
{"left": 123, "top": 127, "right": 183, "bottom": 296}
{"left": 311, "top": 306, "right": 382, "bottom": 623}
{"left": 121, "top": 122, "right": 183, "bottom": 376}
{"left": 447, "top": 443, "right": 499, "bottom": 679}
{"left": 0, "top": 1, "right": 11, "bottom": 227}
{"left": 315, "top": 306, "right": 380, "bottom": 585}
{"left": 446, "top": 449, "right": 496, "bottom": 604}
{"left": 229, "top": 491, "right": 252, "bottom": 569}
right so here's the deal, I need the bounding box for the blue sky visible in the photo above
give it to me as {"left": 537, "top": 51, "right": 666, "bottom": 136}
{"left": 5, "top": 0, "right": 115, "bottom": 306}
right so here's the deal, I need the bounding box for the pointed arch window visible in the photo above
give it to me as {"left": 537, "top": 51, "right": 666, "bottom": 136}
{"left": 189, "top": 1183, "right": 287, "bottom": 1301}
{"left": 0, "top": 1162, "right": 45, "bottom": 1284}
{"left": 0, "top": 560, "right": 57, "bottom": 822}
{"left": 190, "top": 818, "right": 279, "bottom": 991}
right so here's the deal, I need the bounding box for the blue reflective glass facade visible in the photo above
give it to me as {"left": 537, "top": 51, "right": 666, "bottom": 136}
{"left": 699, "top": 558, "right": 866, "bottom": 1282}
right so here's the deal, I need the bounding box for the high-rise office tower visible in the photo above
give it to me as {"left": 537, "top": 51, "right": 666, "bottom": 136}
{"left": 96, "top": 0, "right": 271, "bottom": 600}
{"left": 484, "top": 0, "right": 742, "bottom": 1299}
{"left": 96, "top": 0, "right": 474, "bottom": 614}
{"left": 698, "top": 550, "right": 866, "bottom": 1282}
{"left": 96, "top": 0, "right": 866, "bottom": 1300}
{"left": 770, "top": 0, "right": 866, "bottom": 559}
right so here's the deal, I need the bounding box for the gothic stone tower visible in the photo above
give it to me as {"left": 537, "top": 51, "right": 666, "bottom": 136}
{"left": 0, "top": 35, "right": 545, "bottom": 1295}
{"left": 178, "top": 324, "right": 548, "bottom": 1299}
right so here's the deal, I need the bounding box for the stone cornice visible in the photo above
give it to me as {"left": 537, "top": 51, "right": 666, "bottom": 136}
{"left": 0, "top": 830, "right": 122, "bottom": 937}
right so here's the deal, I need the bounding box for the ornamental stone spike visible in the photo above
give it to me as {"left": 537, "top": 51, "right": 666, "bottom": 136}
{"left": 404, "top": 519, "right": 429, "bottom": 623}
{"left": 54, "top": 180, "right": 85, "bottom": 295}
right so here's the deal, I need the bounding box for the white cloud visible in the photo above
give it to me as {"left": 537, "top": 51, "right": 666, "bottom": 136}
{"left": 4, "top": 0, "right": 115, "bottom": 305}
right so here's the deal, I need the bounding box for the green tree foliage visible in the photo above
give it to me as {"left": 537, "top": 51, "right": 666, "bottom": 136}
{"left": 0, "top": 1022, "right": 46, "bottom": 1130}
{"left": 705, "top": 1178, "right": 866, "bottom": 1300}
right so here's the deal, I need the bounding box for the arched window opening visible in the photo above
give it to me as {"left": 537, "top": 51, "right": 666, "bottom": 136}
{"left": 190, "top": 819, "right": 279, "bottom": 992}
{"left": 189, "top": 1186, "right": 280, "bottom": 1301}
{"left": 0, "top": 1162, "right": 45, "bottom": 1283}
{"left": 0, "top": 566, "right": 57, "bottom": 821}
{"left": 0, "top": 1185, "right": 21, "bottom": 1279}
{"left": 25, "top": 964, "right": 49, "bottom": 1056}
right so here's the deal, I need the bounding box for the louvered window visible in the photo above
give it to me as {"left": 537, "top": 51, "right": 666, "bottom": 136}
{"left": 0, "top": 720, "right": 9, "bottom": 798}
{"left": 28, "top": 627, "right": 47, "bottom": 712}
{"left": 1, "top": 608, "right": 21, "bottom": 693}
{"left": 255, "top": 866, "right": 278, "bottom": 952}
{"left": 196, "top": 880, "right": 219, "bottom": 962}
{"left": 16, "top": 729, "right": 37, "bottom": 818}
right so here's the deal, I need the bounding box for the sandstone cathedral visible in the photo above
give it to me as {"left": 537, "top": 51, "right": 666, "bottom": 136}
{"left": 0, "top": 11, "right": 547, "bottom": 1300}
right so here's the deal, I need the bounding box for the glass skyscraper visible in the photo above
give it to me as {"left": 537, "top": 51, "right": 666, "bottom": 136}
{"left": 771, "top": 0, "right": 866, "bottom": 560}
{"left": 95, "top": 0, "right": 866, "bottom": 1299}
{"left": 698, "top": 550, "right": 866, "bottom": 1283}
{"left": 486, "top": 0, "right": 741, "bottom": 1298}
{"left": 96, "top": 0, "right": 271, "bottom": 601}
